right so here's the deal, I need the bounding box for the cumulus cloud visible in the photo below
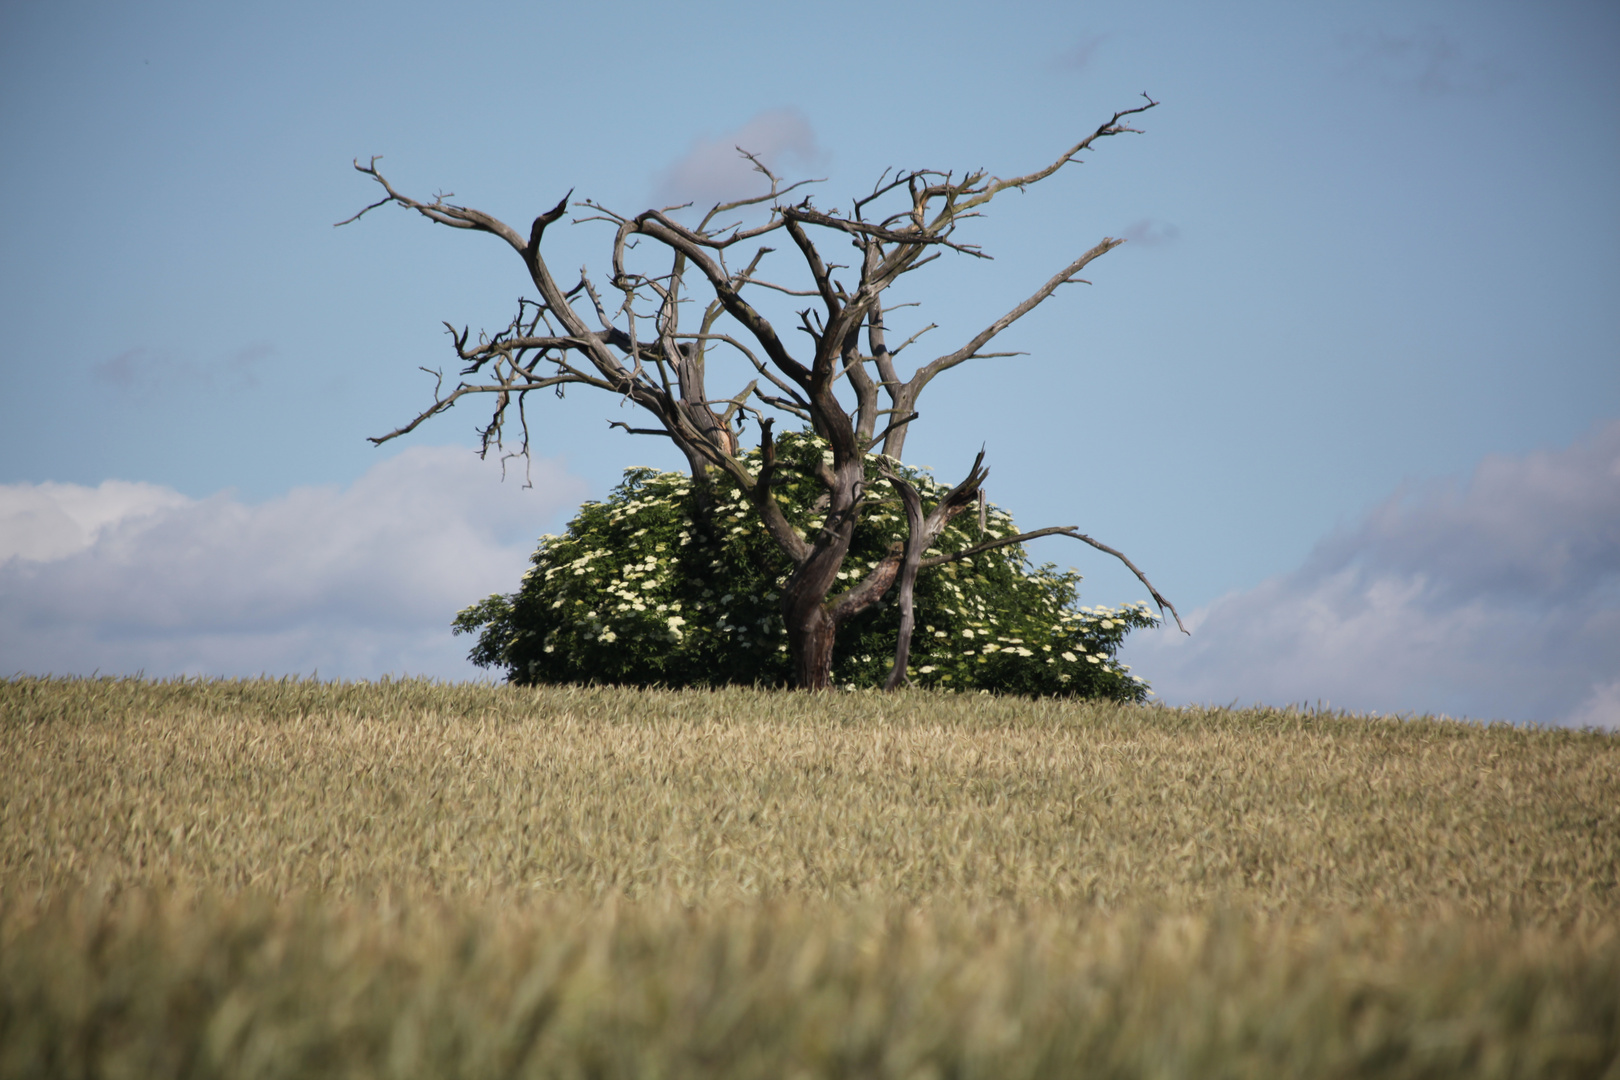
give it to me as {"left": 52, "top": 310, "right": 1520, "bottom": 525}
{"left": 0, "top": 480, "right": 190, "bottom": 563}
{"left": 1123, "top": 420, "right": 1620, "bottom": 729}
{"left": 0, "top": 447, "right": 587, "bottom": 681}
{"left": 652, "top": 108, "right": 821, "bottom": 209}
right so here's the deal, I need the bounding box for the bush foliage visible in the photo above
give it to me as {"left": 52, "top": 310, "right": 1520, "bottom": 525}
{"left": 455, "top": 431, "right": 1158, "bottom": 697}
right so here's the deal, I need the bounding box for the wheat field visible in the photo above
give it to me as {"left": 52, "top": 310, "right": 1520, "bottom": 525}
{"left": 3, "top": 676, "right": 1617, "bottom": 1078}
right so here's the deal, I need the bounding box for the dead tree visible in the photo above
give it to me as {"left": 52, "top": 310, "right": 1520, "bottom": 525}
{"left": 340, "top": 95, "right": 1184, "bottom": 691}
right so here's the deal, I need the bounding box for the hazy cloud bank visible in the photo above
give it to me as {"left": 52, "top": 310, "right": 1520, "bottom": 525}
{"left": 1, "top": 447, "right": 586, "bottom": 681}
{"left": 1124, "top": 419, "right": 1620, "bottom": 729}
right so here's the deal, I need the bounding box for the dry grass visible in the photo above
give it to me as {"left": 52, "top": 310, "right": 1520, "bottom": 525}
{"left": 2, "top": 676, "right": 1618, "bottom": 1077}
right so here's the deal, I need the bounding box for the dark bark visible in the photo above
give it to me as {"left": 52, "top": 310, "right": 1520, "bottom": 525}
{"left": 878, "top": 453, "right": 988, "bottom": 689}
{"left": 789, "top": 603, "right": 838, "bottom": 691}
{"left": 343, "top": 96, "right": 1183, "bottom": 691}
{"left": 882, "top": 477, "right": 928, "bottom": 690}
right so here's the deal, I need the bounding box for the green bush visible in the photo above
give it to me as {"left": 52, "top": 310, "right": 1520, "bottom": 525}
{"left": 455, "top": 431, "right": 1158, "bottom": 698}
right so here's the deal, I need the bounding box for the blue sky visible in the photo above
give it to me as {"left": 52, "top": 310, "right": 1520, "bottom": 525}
{"left": 2, "top": 0, "right": 1616, "bottom": 725}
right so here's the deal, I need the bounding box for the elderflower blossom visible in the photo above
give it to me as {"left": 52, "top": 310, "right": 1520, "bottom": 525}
{"left": 458, "top": 431, "right": 1156, "bottom": 703}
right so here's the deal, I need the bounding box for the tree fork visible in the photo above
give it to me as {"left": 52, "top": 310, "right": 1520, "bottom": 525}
{"left": 343, "top": 96, "right": 1176, "bottom": 690}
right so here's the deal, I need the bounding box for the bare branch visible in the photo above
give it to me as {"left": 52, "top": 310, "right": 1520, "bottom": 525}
{"left": 632, "top": 210, "right": 812, "bottom": 388}
{"left": 867, "top": 411, "right": 919, "bottom": 453}
{"left": 607, "top": 420, "right": 674, "bottom": 439}
{"left": 367, "top": 373, "right": 582, "bottom": 446}
{"left": 699, "top": 154, "right": 821, "bottom": 225}
{"left": 673, "top": 331, "right": 811, "bottom": 412}
{"left": 347, "top": 97, "right": 1172, "bottom": 691}
{"left": 755, "top": 393, "right": 813, "bottom": 422}
{"left": 952, "top": 95, "right": 1158, "bottom": 215}
{"left": 873, "top": 450, "right": 989, "bottom": 688}
{"left": 333, "top": 194, "right": 390, "bottom": 228}
{"left": 527, "top": 191, "right": 572, "bottom": 258}
{"left": 781, "top": 204, "right": 990, "bottom": 259}
{"left": 921, "top": 526, "right": 1187, "bottom": 634}
{"left": 909, "top": 237, "right": 1121, "bottom": 391}
{"left": 750, "top": 418, "right": 812, "bottom": 565}
{"left": 735, "top": 273, "right": 820, "bottom": 298}
{"left": 340, "top": 157, "right": 532, "bottom": 254}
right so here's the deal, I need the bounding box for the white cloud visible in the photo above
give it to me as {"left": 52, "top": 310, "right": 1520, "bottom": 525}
{"left": 0, "top": 479, "right": 189, "bottom": 562}
{"left": 0, "top": 447, "right": 587, "bottom": 681}
{"left": 1568, "top": 680, "right": 1620, "bottom": 732}
{"left": 1123, "top": 419, "right": 1620, "bottom": 729}
{"left": 652, "top": 108, "right": 821, "bottom": 209}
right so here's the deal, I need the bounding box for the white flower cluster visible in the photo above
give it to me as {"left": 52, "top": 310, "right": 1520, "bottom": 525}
{"left": 459, "top": 431, "right": 1157, "bottom": 699}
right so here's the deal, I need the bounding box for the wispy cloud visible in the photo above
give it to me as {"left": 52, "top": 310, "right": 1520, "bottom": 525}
{"left": 0, "top": 447, "right": 586, "bottom": 680}
{"left": 1124, "top": 419, "right": 1620, "bottom": 729}
{"left": 93, "top": 342, "right": 272, "bottom": 394}
{"left": 1053, "top": 33, "right": 1107, "bottom": 73}
{"left": 1119, "top": 218, "right": 1180, "bottom": 248}
{"left": 1338, "top": 24, "right": 1515, "bottom": 97}
{"left": 652, "top": 108, "right": 822, "bottom": 210}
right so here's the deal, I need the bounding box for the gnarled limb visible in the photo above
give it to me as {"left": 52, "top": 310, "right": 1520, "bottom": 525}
{"left": 877, "top": 451, "right": 990, "bottom": 689}
{"left": 343, "top": 98, "right": 1175, "bottom": 689}
{"left": 922, "top": 525, "right": 1187, "bottom": 635}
